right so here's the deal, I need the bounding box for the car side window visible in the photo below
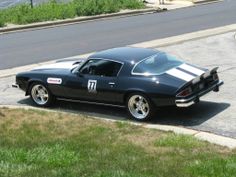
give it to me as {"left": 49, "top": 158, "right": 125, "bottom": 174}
{"left": 79, "top": 59, "right": 122, "bottom": 77}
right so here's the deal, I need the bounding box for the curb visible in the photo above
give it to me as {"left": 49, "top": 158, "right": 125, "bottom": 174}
{"left": 0, "top": 8, "right": 158, "bottom": 34}
{"left": 143, "top": 124, "right": 236, "bottom": 149}
{"left": 1, "top": 105, "right": 236, "bottom": 149}
{"left": 193, "top": 0, "right": 221, "bottom": 4}
{"left": 0, "top": 0, "right": 222, "bottom": 34}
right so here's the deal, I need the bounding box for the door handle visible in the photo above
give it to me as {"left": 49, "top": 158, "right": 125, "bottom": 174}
{"left": 108, "top": 82, "right": 115, "bottom": 86}
{"left": 108, "top": 82, "right": 115, "bottom": 88}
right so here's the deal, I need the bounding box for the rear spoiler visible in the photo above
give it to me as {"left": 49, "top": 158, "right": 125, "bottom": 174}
{"left": 192, "top": 67, "right": 219, "bottom": 84}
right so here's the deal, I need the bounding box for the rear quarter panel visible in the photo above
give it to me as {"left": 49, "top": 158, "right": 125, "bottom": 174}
{"left": 117, "top": 75, "right": 184, "bottom": 106}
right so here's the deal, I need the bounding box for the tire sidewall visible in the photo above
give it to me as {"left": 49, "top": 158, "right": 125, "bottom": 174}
{"left": 29, "top": 82, "right": 54, "bottom": 107}
{"left": 126, "top": 93, "right": 154, "bottom": 121}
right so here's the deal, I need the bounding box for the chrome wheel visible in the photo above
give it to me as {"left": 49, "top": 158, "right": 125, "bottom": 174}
{"left": 31, "top": 84, "right": 49, "bottom": 105}
{"left": 128, "top": 95, "right": 150, "bottom": 120}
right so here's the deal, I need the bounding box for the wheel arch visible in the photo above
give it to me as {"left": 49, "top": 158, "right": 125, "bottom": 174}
{"left": 26, "top": 79, "right": 47, "bottom": 96}
{"left": 123, "top": 89, "right": 149, "bottom": 103}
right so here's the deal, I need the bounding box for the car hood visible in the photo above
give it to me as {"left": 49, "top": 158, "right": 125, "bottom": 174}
{"left": 32, "top": 60, "right": 84, "bottom": 71}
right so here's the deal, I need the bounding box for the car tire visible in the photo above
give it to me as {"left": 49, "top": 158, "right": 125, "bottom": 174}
{"left": 126, "top": 93, "right": 154, "bottom": 121}
{"left": 29, "top": 82, "right": 54, "bottom": 107}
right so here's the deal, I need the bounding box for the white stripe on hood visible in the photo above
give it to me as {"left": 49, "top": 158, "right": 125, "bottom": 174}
{"left": 33, "top": 61, "right": 80, "bottom": 70}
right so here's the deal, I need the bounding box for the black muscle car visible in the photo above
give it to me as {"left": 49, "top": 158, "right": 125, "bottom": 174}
{"left": 13, "top": 47, "right": 223, "bottom": 121}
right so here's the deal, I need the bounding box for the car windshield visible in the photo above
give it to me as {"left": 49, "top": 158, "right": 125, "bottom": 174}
{"left": 132, "top": 53, "right": 183, "bottom": 75}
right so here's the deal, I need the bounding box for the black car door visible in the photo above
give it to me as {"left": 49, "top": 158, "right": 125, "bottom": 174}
{"left": 63, "top": 73, "right": 91, "bottom": 100}
{"left": 65, "top": 59, "right": 124, "bottom": 104}
{"left": 91, "top": 75, "right": 123, "bottom": 104}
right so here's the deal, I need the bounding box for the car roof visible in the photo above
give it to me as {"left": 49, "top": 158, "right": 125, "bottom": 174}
{"left": 88, "top": 47, "right": 159, "bottom": 63}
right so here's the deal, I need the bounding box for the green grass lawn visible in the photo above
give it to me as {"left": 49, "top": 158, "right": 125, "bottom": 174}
{"left": 0, "top": 0, "right": 145, "bottom": 27}
{"left": 0, "top": 108, "right": 235, "bottom": 177}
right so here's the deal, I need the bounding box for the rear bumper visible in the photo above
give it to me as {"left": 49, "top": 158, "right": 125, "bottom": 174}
{"left": 175, "top": 80, "right": 224, "bottom": 107}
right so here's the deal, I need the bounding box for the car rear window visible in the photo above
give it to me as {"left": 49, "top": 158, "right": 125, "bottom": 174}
{"left": 132, "top": 53, "right": 183, "bottom": 75}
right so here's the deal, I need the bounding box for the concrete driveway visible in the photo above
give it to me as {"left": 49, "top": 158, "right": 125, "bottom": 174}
{"left": 0, "top": 32, "right": 235, "bottom": 138}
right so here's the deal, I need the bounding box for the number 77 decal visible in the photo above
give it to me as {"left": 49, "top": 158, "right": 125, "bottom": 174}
{"left": 87, "top": 80, "right": 97, "bottom": 93}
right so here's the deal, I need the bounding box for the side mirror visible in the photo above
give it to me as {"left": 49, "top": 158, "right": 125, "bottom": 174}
{"left": 73, "top": 69, "right": 83, "bottom": 77}
{"left": 77, "top": 71, "right": 84, "bottom": 77}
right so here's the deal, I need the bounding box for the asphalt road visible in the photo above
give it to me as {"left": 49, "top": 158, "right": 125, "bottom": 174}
{"left": 1, "top": 32, "right": 235, "bottom": 138}
{"left": 1, "top": 0, "right": 236, "bottom": 70}
{"left": 0, "top": 0, "right": 22, "bottom": 8}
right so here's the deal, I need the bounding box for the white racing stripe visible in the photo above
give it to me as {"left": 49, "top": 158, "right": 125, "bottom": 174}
{"left": 166, "top": 68, "right": 195, "bottom": 82}
{"left": 33, "top": 61, "right": 81, "bottom": 70}
{"left": 179, "top": 63, "right": 205, "bottom": 76}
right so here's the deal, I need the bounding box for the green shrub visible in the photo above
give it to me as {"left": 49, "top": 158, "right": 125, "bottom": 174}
{"left": 0, "top": 21, "right": 5, "bottom": 27}
{"left": 0, "top": 0, "right": 144, "bottom": 25}
{"left": 0, "top": 15, "right": 5, "bottom": 27}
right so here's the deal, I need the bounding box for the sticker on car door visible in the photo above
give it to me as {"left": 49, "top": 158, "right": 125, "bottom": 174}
{"left": 47, "top": 77, "right": 62, "bottom": 84}
{"left": 87, "top": 80, "right": 97, "bottom": 93}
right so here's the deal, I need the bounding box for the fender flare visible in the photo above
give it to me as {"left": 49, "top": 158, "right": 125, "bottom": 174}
{"left": 25, "top": 79, "right": 47, "bottom": 96}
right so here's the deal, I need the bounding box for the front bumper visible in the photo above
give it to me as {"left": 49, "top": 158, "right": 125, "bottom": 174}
{"left": 12, "top": 83, "right": 19, "bottom": 88}
{"left": 175, "top": 80, "right": 224, "bottom": 107}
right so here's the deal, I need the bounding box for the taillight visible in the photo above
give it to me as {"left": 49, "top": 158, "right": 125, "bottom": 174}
{"left": 212, "top": 73, "right": 219, "bottom": 80}
{"left": 177, "top": 87, "right": 192, "bottom": 97}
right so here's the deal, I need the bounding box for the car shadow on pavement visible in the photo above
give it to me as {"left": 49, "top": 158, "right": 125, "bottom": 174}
{"left": 150, "top": 101, "right": 230, "bottom": 126}
{"left": 18, "top": 98, "right": 230, "bottom": 127}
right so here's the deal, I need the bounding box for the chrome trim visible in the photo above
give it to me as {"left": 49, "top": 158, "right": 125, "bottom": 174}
{"left": 127, "top": 95, "right": 150, "bottom": 119}
{"left": 131, "top": 53, "right": 159, "bottom": 76}
{"left": 31, "top": 84, "right": 49, "bottom": 105}
{"left": 57, "top": 98, "right": 125, "bottom": 108}
{"left": 12, "top": 83, "right": 19, "bottom": 88}
{"left": 77, "top": 57, "right": 124, "bottom": 77}
{"left": 176, "top": 101, "right": 195, "bottom": 107}
{"left": 175, "top": 80, "right": 224, "bottom": 107}
{"left": 131, "top": 52, "right": 184, "bottom": 76}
